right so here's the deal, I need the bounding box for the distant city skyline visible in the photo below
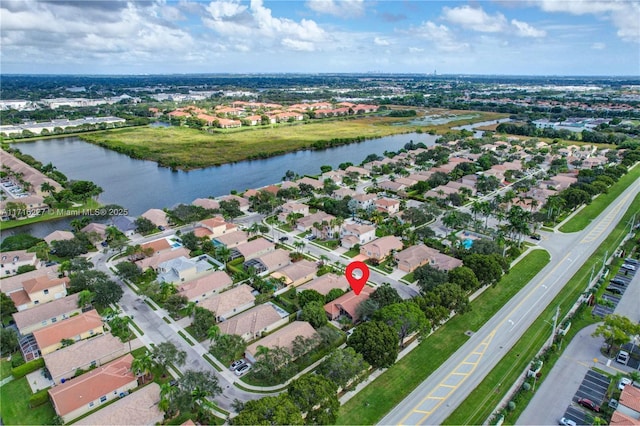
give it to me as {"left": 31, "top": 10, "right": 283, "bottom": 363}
{"left": 1, "top": 0, "right": 639, "bottom": 76}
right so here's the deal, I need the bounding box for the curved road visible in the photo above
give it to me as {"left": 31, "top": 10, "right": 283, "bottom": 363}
{"left": 379, "top": 178, "right": 640, "bottom": 425}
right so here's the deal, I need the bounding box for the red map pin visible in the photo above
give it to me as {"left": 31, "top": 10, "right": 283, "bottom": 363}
{"left": 346, "top": 261, "right": 370, "bottom": 295}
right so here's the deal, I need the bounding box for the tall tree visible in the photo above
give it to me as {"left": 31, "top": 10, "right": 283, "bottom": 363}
{"left": 232, "top": 395, "right": 303, "bottom": 425}
{"left": 209, "top": 334, "right": 247, "bottom": 365}
{"left": 373, "top": 302, "right": 430, "bottom": 348}
{"left": 288, "top": 374, "right": 339, "bottom": 425}
{"left": 414, "top": 264, "right": 449, "bottom": 294}
{"left": 592, "top": 314, "right": 640, "bottom": 355}
{"left": 370, "top": 283, "right": 402, "bottom": 308}
{"left": 347, "top": 321, "right": 399, "bottom": 369}
{"left": 152, "top": 341, "right": 187, "bottom": 367}
{"left": 300, "top": 301, "right": 328, "bottom": 328}
{"left": 131, "top": 352, "right": 156, "bottom": 384}
{"left": 316, "top": 347, "right": 370, "bottom": 391}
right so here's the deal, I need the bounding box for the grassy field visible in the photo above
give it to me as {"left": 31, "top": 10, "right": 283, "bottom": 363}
{"left": 79, "top": 110, "right": 506, "bottom": 170}
{"left": 335, "top": 249, "right": 550, "bottom": 425}
{"left": 0, "top": 377, "right": 56, "bottom": 425}
{"left": 444, "top": 192, "right": 640, "bottom": 426}
{"left": 559, "top": 164, "right": 640, "bottom": 233}
{"left": 1, "top": 359, "right": 12, "bottom": 380}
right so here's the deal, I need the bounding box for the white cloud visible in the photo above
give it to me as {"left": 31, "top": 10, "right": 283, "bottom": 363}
{"left": 442, "top": 5, "right": 546, "bottom": 38}
{"left": 511, "top": 19, "right": 547, "bottom": 37}
{"left": 408, "top": 47, "right": 424, "bottom": 53}
{"left": 414, "top": 21, "right": 470, "bottom": 52}
{"left": 442, "top": 5, "right": 507, "bottom": 33}
{"left": 591, "top": 42, "right": 606, "bottom": 50}
{"left": 202, "top": 0, "right": 329, "bottom": 52}
{"left": 374, "top": 37, "right": 390, "bottom": 46}
{"left": 306, "top": 0, "right": 365, "bottom": 18}
{"left": 534, "top": 0, "right": 640, "bottom": 42}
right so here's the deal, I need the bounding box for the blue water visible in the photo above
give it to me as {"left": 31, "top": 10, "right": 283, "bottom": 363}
{"left": 462, "top": 239, "right": 474, "bottom": 250}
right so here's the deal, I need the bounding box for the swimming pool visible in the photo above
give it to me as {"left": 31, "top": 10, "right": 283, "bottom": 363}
{"left": 462, "top": 238, "right": 473, "bottom": 250}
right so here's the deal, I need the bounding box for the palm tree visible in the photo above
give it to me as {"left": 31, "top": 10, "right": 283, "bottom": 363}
{"left": 159, "top": 382, "right": 177, "bottom": 415}
{"left": 215, "top": 246, "right": 231, "bottom": 264}
{"left": 293, "top": 240, "right": 305, "bottom": 253}
{"left": 207, "top": 325, "right": 220, "bottom": 344}
{"left": 470, "top": 201, "right": 483, "bottom": 222}
{"left": 105, "top": 226, "right": 121, "bottom": 243}
{"left": 77, "top": 290, "right": 95, "bottom": 309}
{"left": 528, "top": 199, "right": 539, "bottom": 213}
{"left": 247, "top": 222, "right": 261, "bottom": 237}
{"left": 40, "top": 182, "right": 56, "bottom": 195}
{"left": 131, "top": 353, "right": 155, "bottom": 384}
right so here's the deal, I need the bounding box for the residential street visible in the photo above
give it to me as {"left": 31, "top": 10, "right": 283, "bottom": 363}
{"left": 379, "top": 177, "right": 640, "bottom": 425}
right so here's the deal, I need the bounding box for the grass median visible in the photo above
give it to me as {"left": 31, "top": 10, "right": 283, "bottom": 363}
{"left": 559, "top": 164, "right": 640, "bottom": 233}
{"left": 336, "top": 249, "right": 550, "bottom": 425}
{"left": 445, "top": 191, "right": 640, "bottom": 426}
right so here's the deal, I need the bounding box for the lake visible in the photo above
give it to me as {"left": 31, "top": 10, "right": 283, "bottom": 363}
{"left": 10, "top": 131, "right": 437, "bottom": 218}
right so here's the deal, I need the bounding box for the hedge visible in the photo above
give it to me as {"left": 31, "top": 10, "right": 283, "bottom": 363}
{"left": 29, "top": 388, "right": 50, "bottom": 408}
{"left": 11, "top": 358, "right": 45, "bottom": 378}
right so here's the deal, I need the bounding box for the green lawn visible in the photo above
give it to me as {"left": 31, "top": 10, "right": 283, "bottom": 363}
{"left": 336, "top": 249, "right": 550, "bottom": 425}
{"left": 0, "top": 377, "right": 56, "bottom": 425}
{"left": 401, "top": 272, "right": 416, "bottom": 283}
{"left": 1, "top": 359, "right": 12, "bottom": 380}
{"left": 559, "top": 164, "right": 640, "bottom": 233}
{"left": 445, "top": 192, "right": 640, "bottom": 426}
{"left": 343, "top": 248, "right": 360, "bottom": 258}
{"left": 0, "top": 199, "right": 101, "bottom": 230}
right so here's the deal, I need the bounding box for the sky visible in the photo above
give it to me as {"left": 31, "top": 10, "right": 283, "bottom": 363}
{"left": 1, "top": 0, "right": 639, "bottom": 76}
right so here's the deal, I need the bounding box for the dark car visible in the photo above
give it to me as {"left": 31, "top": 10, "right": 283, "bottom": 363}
{"left": 577, "top": 398, "right": 600, "bottom": 412}
{"left": 610, "top": 278, "right": 627, "bottom": 286}
{"left": 606, "top": 286, "right": 623, "bottom": 294}
{"left": 530, "top": 233, "right": 541, "bottom": 240}
{"left": 279, "top": 236, "right": 289, "bottom": 242}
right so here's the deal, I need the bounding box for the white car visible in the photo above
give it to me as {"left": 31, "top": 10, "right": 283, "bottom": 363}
{"left": 559, "top": 417, "right": 577, "bottom": 426}
{"left": 621, "top": 264, "right": 636, "bottom": 271}
{"left": 234, "top": 363, "right": 251, "bottom": 376}
{"left": 619, "top": 377, "right": 632, "bottom": 390}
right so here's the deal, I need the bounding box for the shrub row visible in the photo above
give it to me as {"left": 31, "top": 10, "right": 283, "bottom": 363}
{"left": 29, "top": 389, "right": 50, "bottom": 408}
{"left": 11, "top": 358, "right": 45, "bottom": 378}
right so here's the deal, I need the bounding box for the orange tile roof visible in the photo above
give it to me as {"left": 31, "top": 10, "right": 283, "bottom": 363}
{"left": 48, "top": 354, "right": 135, "bottom": 417}
{"left": 22, "top": 275, "right": 69, "bottom": 294}
{"left": 33, "top": 310, "right": 103, "bottom": 349}
{"left": 140, "top": 238, "right": 171, "bottom": 253}
{"left": 324, "top": 286, "right": 374, "bottom": 321}
{"left": 620, "top": 384, "right": 640, "bottom": 413}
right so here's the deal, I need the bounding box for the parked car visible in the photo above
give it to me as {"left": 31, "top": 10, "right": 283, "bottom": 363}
{"left": 618, "top": 377, "right": 632, "bottom": 390}
{"left": 621, "top": 264, "right": 636, "bottom": 271}
{"left": 235, "top": 364, "right": 251, "bottom": 376}
{"left": 624, "top": 258, "right": 639, "bottom": 265}
{"left": 230, "top": 360, "right": 246, "bottom": 371}
{"left": 531, "top": 233, "right": 541, "bottom": 240}
{"left": 158, "top": 225, "right": 166, "bottom": 231}
{"left": 279, "top": 236, "right": 289, "bottom": 242}
{"left": 611, "top": 278, "right": 627, "bottom": 286}
{"left": 617, "top": 350, "right": 630, "bottom": 365}
{"left": 606, "top": 286, "right": 623, "bottom": 294}
{"left": 577, "top": 398, "right": 600, "bottom": 412}
{"left": 559, "top": 417, "right": 577, "bottom": 426}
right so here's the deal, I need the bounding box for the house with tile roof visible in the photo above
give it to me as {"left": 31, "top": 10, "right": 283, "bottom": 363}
{"left": 246, "top": 249, "right": 291, "bottom": 274}
{"left": 394, "top": 244, "right": 463, "bottom": 273}
{"left": 298, "top": 273, "right": 350, "bottom": 296}
{"left": 48, "top": 354, "right": 137, "bottom": 423}
{"left": 13, "top": 293, "right": 81, "bottom": 336}
{"left": 296, "top": 177, "right": 323, "bottom": 190}
{"left": 231, "top": 238, "right": 275, "bottom": 261}
{"left": 196, "top": 216, "right": 238, "bottom": 238}
{"left": 378, "top": 180, "right": 407, "bottom": 193}
{"left": 140, "top": 238, "right": 171, "bottom": 254}
{"left": 10, "top": 274, "right": 69, "bottom": 312}
{"left": 192, "top": 197, "right": 220, "bottom": 210}
{"left": 340, "top": 223, "right": 376, "bottom": 249}
{"left": 177, "top": 270, "right": 233, "bottom": 303}
{"left": 43, "top": 230, "right": 75, "bottom": 245}
{"left": 74, "top": 382, "right": 163, "bottom": 426}
{"left": 214, "top": 230, "right": 248, "bottom": 248}
{"left": 111, "top": 216, "right": 137, "bottom": 236}
{"left": 198, "top": 284, "right": 255, "bottom": 321}
{"left": 33, "top": 310, "right": 104, "bottom": 355}
{"left": 360, "top": 236, "right": 403, "bottom": 261}
{"left": 0, "top": 264, "right": 58, "bottom": 295}
{"left": 80, "top": 223, "right": 107, "bottom": 240}
{"left": 277, "top": 202, "right": 309, "bottom": 223}
{"left": 140, "top": 208, "right": 169, "bottom": 228}
{"left": 135, "top": 247, "right": 190, "bottom": 271}
{"left": 218, "top": 303, "right": 288, "bottom": 342}
{"left": 617, "top": 384, "right": 640, "bottom": 422}
{"left": 43, "top": 333, "right": 126, "bottom": 384}
{"left": 332, "top": 187, "right": 357, "bottom": 200}
{"left": 296, "top": 211, "right": 335, "bottom": 232}
{"left": 375, "top": 197, "right": 401, "bottom": 214}
{"left": 323, "top": 287, "right": 374, "bottom": 323}
{"left": 351, "top": 193, "right": 377, "bottom": 209}
{"left": 270, "top": 259, "right": 317, "bottom": 287}
{"left": 156, "top": 256, "right": 199, "bottom": 283}
{"left": 0, "top": 249, "right": 38, "bottom": 277}
{"left": 219, "top": 194, "right": 250, "bottom": 212}
{"left": 245, "top": 321, "right": 318, "bottom": 363}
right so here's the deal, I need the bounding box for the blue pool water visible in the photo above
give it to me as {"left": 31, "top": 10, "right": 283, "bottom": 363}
{"left": 462, "top": 239, "right": 473, "bottom": 250}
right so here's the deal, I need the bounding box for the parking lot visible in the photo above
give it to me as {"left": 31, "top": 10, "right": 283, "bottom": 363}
{"left": 592, "top": 259, "right": 637, "bottom": 318}
{"left": 561, "top": 370, "right": 611, "bottom": 425}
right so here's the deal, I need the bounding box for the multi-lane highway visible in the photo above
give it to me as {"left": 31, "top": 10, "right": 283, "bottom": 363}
{"left": 379, "top": 178, "right": 639, "bottom": 425}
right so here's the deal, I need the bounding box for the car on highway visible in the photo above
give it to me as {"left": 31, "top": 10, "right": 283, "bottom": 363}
{"left": 618, "top": 377, "right": 632, "bottom": 390}
{"left": 577, "top": 398, "right": 600, "bottom": 412}
{"left": 559, "top": 417, "right": 577, "bottom": 426}
{"left": 235, "top": 363, "right": 251, "bottom": 376}
{"left": 230, "top": 360, "right": 246, "bottom": 370}
{"left": 606, "top": 286, "right": 623, "bottom": 294}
